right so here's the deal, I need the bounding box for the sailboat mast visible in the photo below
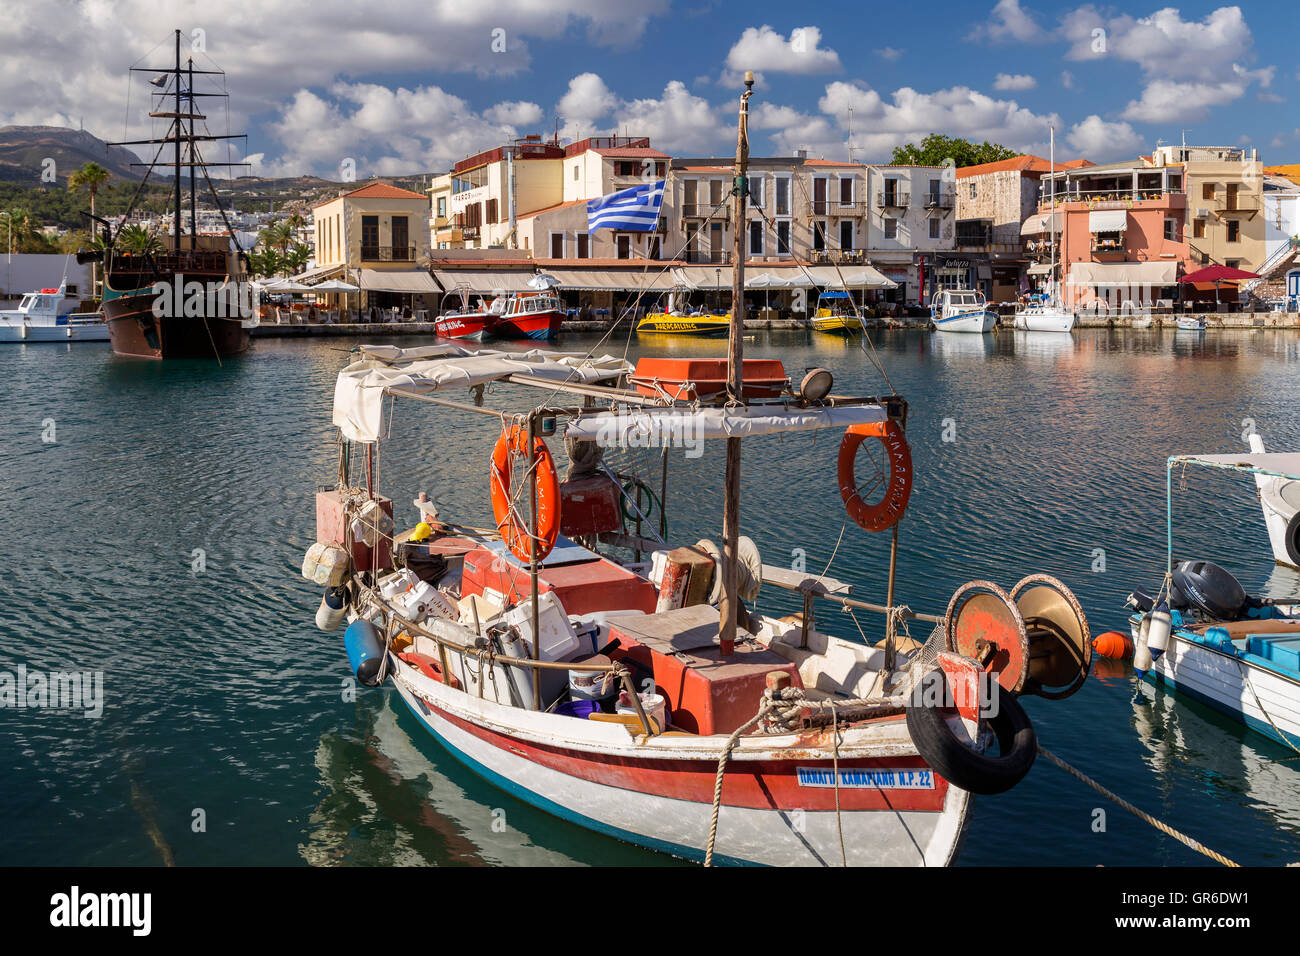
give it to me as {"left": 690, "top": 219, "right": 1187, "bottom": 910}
{"left": 719, "top": 71, "right": 754, "bottom": 658}
{"left": 173, "top": 29, "right": 182, "bottom": 253}
{"left": 1049, "top": 126, "right": 1056, "bottom": 301}
{"left": 188, "top": 56, "right": 197, "bottom": 250}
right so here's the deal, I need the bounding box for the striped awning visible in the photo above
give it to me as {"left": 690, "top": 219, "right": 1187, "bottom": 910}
{"left": 431, "top": 269, "right": 536, "bottom": 294}
{"left": 1020, "top": 211, "right": 1062, "bottom": 235}
{"left": 1089, "top": 209, "right": 1128, "bottom": 233}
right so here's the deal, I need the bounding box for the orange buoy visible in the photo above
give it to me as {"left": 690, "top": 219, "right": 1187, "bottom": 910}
{"left": 490, "top": 424, "right": 561, "bottom": 563}
{"left": 1092, "top": 630, "right": 1134, "bottom": 660}
{"left": 837, "top": 419, "right": 912, "bottom": 532}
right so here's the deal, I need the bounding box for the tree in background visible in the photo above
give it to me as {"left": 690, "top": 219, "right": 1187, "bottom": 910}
{"left": 890, "top": 135, "right": 1017, "bottom": 167}
{"left": 282, "top": 242, "right": 311, "bottom": 276}
{"left": 67, "top": 162, "right": 112, "bottom": 297}
{"left": 246, "top": 246, "right": 282, "bottom": 278}
{"left": 0, "top": 208, "right": 57, "bottom": 254}
{"left": 115, "top": 223, "right": 163, "bottom": 255}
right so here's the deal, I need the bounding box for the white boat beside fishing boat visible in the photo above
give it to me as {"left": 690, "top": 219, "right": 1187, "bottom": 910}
{"left": 1176, "top": 315, "right": 1207, "bottom": 332}
{"left": 1130, "top": 315, "right": 1154, "bottom": 329}
{"left": 0, "top": 280, "right": 108, "bottom": 342}
{"left": 1126, "top": 452, "right": 1300, "bottom": 752}
{"left": 1248, "top": 435, "right": 1300, "bottom": 570}
{"left": 930, "top": 288, "right": 997, "bottom": 333}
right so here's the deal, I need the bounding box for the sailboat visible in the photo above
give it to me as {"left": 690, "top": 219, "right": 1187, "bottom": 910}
{"left": 1014, "top": 127, "right": 1076, "bottom": 333}
{"left": 306, "top": 74, "right": 1094, "bottom": 866}
{"left": 77, "top": 30, "right": 256, "bottom": 359}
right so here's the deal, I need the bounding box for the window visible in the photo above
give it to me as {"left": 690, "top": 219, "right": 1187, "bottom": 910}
{"left": 391, "top": 216, "right": 409, "bottom": 259}
{"left": 361, "top": 215, "right": 379, "bottom": 255}
{"left": 839, "top": 221, "right": 853, "bottom": 251}
{"left": 1193, "top": 218, "right": 1205, "bottom": 239}
{"left": 813, "top": 221, "right": 827, "bottom": 251}
{"left": 929, "top": 218, "right": 940, "bottom": 240}
{"left": 969, "top": 182, "right": 976, "bottom": 199}
{"left": 775, "top": 177, "right": 790, "bottom": 216}
{"left": 884, "top": 218, "right": 897, "bottom": 240}
{"left": 749, "top": 174, "right": 764, "bottom": 207}
{"left": 709, "top": 179, "right": 724, "bottom": 209}
{"left": 647, "top": 236, "right": 660, "bottom": 259}
{"left": 749, "top": 220, "right": 764, "bottom": 256}
{"left": 840, "top": 177, "right": 854, "bottom": 205}
{"left": 550, "top": 232, "right": 564, "bottom": 258}
{"left": 576, "top": 233, "right": 589, "bottom": 258}
{"left": 1225, "top": 259, "right": 1240, "bottom": 270}
{"left": 776, "top": 220, "right": 790, "bottom": 254}
{"left": 485, "top": 199, "right": 498, "bottom": 224}
{"left": 1202, "top": 183, "right": 1215, "bottom": 201}
{"left": 928, "top": 179, "right": 940, "bottom": 203}
{"left": 617, "top": 235, "right": 631, "bottom": 259}
{"left": 1164, "top": 218, "right": 1178, "bottom": 241}
{"left": 573, "top": 165, "right": 580, "bottom": 181}
{"left": 1227, "top": 219, "right": 1240, "bottom": 242}
{"left": 437, "top": 197, "right": 446, "bottom": 217}
{"left": 884, "top": 179, "right": 899, "bottom": 205}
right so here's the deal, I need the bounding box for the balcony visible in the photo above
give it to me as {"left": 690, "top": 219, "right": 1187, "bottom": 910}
{"left": 808, "top": 200, "right": 867, "bottom": 216}
{"left": 875, "top": 191, "right": 910, "bottom": 209}
{"left": 360, "top": 245, "right": 418, "bottom": 262}
{"left": 1039, "top": 188, "right": 1185, "bottom": 209}
{"left": 809, "top": 249, "right": 867, "bottom": 265}
{"left": 680, "top": 203, "right": 715, "bottom": 219}
{"left": 682, "top": 249, "right": 731, "bottom": 264}
{"left": 1217, "top": 196, "right": 1260, "bottom": 215}
{"left": 923, "top": 190, "right": 955, "bottom": 210}
{"left": 1090, "top": 235, "right": 1126, "bottom": 256}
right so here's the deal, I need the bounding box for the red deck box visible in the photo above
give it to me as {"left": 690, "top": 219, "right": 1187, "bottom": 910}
{"left": 316, "top": 489, "right": 393, "bottom": 572}
{"left": 461, "top": 545, "right": 658, "bottom": 616}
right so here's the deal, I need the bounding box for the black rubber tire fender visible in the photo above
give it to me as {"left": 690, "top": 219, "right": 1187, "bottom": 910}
{"left": 1284, "top": 511, "right": 1300, "bottom": 568}
{"left": 905, "top": 671, "right": 1038, "bottom": 796}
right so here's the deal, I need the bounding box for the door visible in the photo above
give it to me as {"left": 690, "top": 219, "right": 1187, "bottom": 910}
{"left": 813, "top": 178, "right": 826, "bottom": 216}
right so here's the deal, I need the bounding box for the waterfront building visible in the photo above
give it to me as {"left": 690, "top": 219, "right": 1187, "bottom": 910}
{"left": 1154, "top": 145, "right": 1265, "bottom": 273}
{"left": 864, "top": 163, "right": 959, "bottom": 304}
{"left": 310, "top": 181, "right": 437, "bottom": 316}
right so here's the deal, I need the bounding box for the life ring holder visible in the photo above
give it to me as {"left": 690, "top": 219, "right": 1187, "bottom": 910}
{"left": 489, "top": 424, "right": 561, "bottom": 563}
{"left": 837, "top": 418, "right": 912, "bottom": 532}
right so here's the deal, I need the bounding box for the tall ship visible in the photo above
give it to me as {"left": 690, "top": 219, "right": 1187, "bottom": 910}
{"left": 79, "top": 30, "right": 255, "bottom": 359}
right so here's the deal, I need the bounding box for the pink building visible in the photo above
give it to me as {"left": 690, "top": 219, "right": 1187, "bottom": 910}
{"left": 1023, "top": 157, "right": 1194, "bottom": 310}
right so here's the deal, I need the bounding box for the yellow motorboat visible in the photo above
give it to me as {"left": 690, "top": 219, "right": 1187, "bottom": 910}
{"left": 810, "top": 291, "right": 864, "bottom": 335}
{"left": 635, "top": 311, "right": 732, "bottom": 337}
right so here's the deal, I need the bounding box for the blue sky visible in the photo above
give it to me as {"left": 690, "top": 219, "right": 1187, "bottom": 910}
{"left": 0, "top": 1, "right": 1295, "bottom": 177}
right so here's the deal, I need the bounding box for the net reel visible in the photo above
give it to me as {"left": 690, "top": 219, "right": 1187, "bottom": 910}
{"left": 944, "top": 574, "right": 1091, "bottom": 699}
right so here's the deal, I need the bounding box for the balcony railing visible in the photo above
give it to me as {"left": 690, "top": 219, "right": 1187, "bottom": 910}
{"left": 360, "top": 245, "right": 418, "bottom": 261}
{"left": 875, "top": 191, "right": 910, "bottom": 209}
{"left": 923, "top": 190, "right": 955, "bottom": 210}
{"left": 1218, "top": 196, "right": 1260, "bottom": 213}
{"left": 809, "top": 249, "right": 867, "bottom": 265}
{"left": 680, "top": 203, "right": 718, "bottom": 219}
{"left": 1091, "top": 237, "right": 1126, "bottom": 254}
{"left": 682, "top": 249, "right": 731, "bottom": 264}
{"left": 1039, "top": 188, "right": 1184, "bottom": 206}
{"left": 808, "top": 200, "right": 867, "bottom": 216}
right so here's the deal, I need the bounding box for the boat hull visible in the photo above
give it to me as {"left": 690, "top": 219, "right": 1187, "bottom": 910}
{"left": 812, "top": 315, "right": 864, "bottom": 335}
{"left": 636, "top": 314, "right": 732, "bottom": 337}
{"left": 1013, "top": 308, "right": 1076, "bottom": 333}
{"left": 0, "top": 322, "right": 109, "bottom": 343}
{"left": 102, "top": 286, "right": 250, "bottom": 359}
{"left": 934, "top": 309, "right": 997, "bottom": 333}
{"left": 390, "top": 663, "right": 972, "bottom": 866}
{"left": 434, "top": 314, "right": 496, "bottom": 341}
{"left": 1134, "top": 630, "right": 1300, "bottom": 750}
{"left": 495, "top": 309, "right": 564, "bottom": 341}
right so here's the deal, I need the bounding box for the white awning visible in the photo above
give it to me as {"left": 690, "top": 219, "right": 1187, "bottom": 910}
{"left": 1027, "top": 263, "right": 1053, "bottom": 276}
{"left": 357, "top": 269, "right": 440, "bottom": 294}
{"left": 432, "top": 269, "right": 536, "bottom": 294}
{"left": 1089, "top": 209, "right": 1128, "bottom": 233}
{"left": 291, "top": 264, "right": 345, "bottom": 284}
{"left": 1020, "top": 211, "right": 1062, "bottom": 235}
{"left": 799, "top": 265, "right": 897, "bottom": 289}
{"left": 1067, "top": 261, "right": 1176, "bottom": 287}
{"left": 1171, "top": 453, "right": 1300, "bottom": 482}
{"left": 565, "top": 404, "right": 887, "bottom": 443}
{"left": 333, "top": 346, "right": 632, "bottom": 443}
{"left": 542, "top": 269, "right": 676, "bottom": 291}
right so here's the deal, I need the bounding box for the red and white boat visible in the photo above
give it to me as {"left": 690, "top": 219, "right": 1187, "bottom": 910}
{"left": 435, "top": 290, "right": 564, "bottom": 342}
{"left": 308, "top": 345, "right": 1093, "bottom": 867}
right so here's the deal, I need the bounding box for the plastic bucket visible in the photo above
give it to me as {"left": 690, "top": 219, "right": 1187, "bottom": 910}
{"left": 618, "top": 692, "right": 667, "bottom": 732}
{"left": 555, "top": 699, "right": 600, "bottom": 720}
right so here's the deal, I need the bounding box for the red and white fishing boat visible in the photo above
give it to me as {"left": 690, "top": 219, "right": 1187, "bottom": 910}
{"left": 305, "top": 77, "right": 1093, "bottom": 867}
{"left": 435, "top": 288, "right": 565, "bottom": 342}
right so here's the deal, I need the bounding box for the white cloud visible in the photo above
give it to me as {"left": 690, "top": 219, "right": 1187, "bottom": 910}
{"left": 484, "top": 101, "right": 544, "bottom": 127}
{"left": 1061, "top": 70, "right": 1074, "bottom": 89}
{"left": 1270, "top": 133, "right": 1285, "bottom": 150}
{"left": 1121, "top": 77, "right": 1250, "bottom": 124}
{"left": 874, "top": 47, "right": 903, "bottom": 61}
{"left": 613, "top": 81, "right": 726, "bottom": 155}
{"left": 725, "top": 25, "right": 842, "bottom": 76}
{"left": 1067, "top": 115, "right": 1145, "bottom": 161}
{"left": 994, "top": 73, "right": 1037, "bottom": 90}
{"left": 557, "top": 73, "right": 618, "bottom": 139}
{"left": 1257, "top": 92, "right": 1285, "bottom": 104}
{"left": 971, "top": 0, "right": 1048, "bottom": 43}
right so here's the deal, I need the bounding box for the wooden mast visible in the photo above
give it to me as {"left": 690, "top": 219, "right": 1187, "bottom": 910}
{"left": 719, "top": 71, "right": 754, "bottom": 657}
{"left": 172, "top": 29, "right": 182, "bottom": 254}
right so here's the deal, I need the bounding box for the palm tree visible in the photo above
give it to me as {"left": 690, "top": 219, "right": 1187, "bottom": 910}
{"left": 116, "top": 224, "right": 162, "bottom": 255}
{"left": 283, "top": 242, "right": 311, "bottom": 276}
{"left": 0, "top": 209, "right": 46, "bottom": 254}
{"left": 68, "top": 163, "right": 111, "bottom": 296}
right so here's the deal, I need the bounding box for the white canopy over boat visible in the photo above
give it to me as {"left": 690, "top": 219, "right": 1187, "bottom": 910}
{"left": 333, "top": 346, "right": 632, "bottom": 443}
{"left": 565, "top": 404, "right": 886, "bottom": 443}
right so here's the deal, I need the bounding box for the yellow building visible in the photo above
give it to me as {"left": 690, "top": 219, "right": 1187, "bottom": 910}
{"left": 311, "top": 181, "right": 438, "bottom": 316}
{"left": 1155, "top": 145, "right": 1266, "bottom": 271}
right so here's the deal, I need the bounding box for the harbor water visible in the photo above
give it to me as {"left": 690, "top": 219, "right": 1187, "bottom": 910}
{"left": 3, "top": 328, "right": 1300, "bottom": 866}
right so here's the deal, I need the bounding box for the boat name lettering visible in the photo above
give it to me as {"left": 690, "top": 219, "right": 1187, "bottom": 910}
{"left": 795, "top": 767, "right": 935, "bottom": 789}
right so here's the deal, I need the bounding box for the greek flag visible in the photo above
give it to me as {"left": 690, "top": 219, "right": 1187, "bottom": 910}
{"left": 586, "top": 179, "right": 665, "bottom": 233}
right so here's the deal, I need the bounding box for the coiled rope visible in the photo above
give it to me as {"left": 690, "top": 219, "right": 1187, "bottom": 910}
{"left": 1039, "top": 746, "right": 1239, "bottom": 867}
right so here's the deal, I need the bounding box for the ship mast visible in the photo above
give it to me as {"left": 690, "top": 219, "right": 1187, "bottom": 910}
{"left": 718, "top": 71, "right": 754, "bottom": 657}
{"left": 173, "top": 29, "right": 182, "bottom": 252}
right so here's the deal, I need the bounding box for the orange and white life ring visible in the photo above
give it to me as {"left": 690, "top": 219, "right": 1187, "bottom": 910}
{"left": 837, "top": 419, "right": 912, "bottom": 532}
{"left": 490, "top": 425, "right": 561, "bottom": 563}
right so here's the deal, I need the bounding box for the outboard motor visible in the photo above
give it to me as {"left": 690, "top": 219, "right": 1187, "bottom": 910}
{"left": 1169, "top": 560, "right": 1248, "bottom": 621}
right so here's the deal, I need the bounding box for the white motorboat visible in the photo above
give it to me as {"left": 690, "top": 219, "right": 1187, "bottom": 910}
{"left": 1176, "top": 315, "right": 1206, "bottom": 331}
{"left": 0, "top": 280, "right": 108, "bottom": 342}
{"left": 1013, "top": 127, "right": 1076, "bottom": 334}
{"left": 1248, "top": 435, "right": 1300, "bottom": 569}
{"left": 1130, "top": 316, "right": 1153, "bottom": 329}
{"left": 930, "top": 289, "right": 997, "bottom": 333}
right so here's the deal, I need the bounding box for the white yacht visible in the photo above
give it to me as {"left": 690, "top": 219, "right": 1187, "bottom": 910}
{"left": 0, "top": 281, "right": 108, "bottom": 342}
{"left": 930, "top": 289, "right": 997, "bottom": 333}
{"left": 1013, "top": 126, "right": 1076, "bottom": 333}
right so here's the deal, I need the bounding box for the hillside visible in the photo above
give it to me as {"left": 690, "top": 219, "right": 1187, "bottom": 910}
{"left": 0, "top": 125, "right": 143, "bottom": 183}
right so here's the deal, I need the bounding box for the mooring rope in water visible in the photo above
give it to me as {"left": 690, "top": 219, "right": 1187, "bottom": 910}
{"left": 1039, "top": 746, "right": 1239, "bottom": 867}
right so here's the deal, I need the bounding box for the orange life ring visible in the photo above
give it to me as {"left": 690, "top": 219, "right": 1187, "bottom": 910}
{"left": 838, "top": 419, "right": 912, "bottom": 532}
{"left": 490, "top": 424, "right": 561, "bottom": 563}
